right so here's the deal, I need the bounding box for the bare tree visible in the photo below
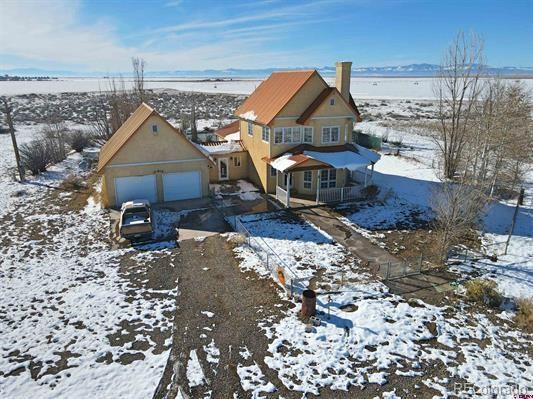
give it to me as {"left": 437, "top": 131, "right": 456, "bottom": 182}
{"left": 431, "top": 181, "right": 486, "bottom": 262}
{"left": 433, "top": 31, "right": 485, "bottom": 180}
{"left": 190, "top": 102, "right": 198, "bottom": 143}
{"left": 1, "top": 97, "right": 25, "bottom": 181}
{"left": 132, "top": 57, "right": 146, "bottom": 105}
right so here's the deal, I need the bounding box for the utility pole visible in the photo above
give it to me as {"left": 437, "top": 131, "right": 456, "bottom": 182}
{"left": 2, "top": 97, "right": 25, "bottom": 182}
{"left": 190, "top": 102, "right": 198, "bottom": 143}
{"left": 504, "top": 187, "right": 524, "bottom": 255}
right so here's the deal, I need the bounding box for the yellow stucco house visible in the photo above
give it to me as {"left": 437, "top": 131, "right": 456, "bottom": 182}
{"left": 97, "top": 104, "right": 213, "bottom": 208}
{"left": 98, "top": 61, "right": 380, "bottom": 208}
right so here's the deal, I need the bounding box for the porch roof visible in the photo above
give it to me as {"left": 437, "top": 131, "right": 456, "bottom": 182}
{"left": 263, "top": 143, "right": 380, "bottom": 172}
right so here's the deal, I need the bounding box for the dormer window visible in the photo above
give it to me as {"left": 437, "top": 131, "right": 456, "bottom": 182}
{"left": 152, "top": 124, "right": 158, "bottom": 134}
{"left": 330, "top": 98, "right": 335, "bottom": 106}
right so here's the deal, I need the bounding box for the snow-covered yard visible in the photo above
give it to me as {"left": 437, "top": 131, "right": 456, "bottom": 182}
{"left": 0, "top": 129, "right": 178, "bottom": 398}
{"left": 233, "top": 213, "right": 533, "bottom": 397}
{"left": 346, "top": 120, "right": 533, "bottom": 301}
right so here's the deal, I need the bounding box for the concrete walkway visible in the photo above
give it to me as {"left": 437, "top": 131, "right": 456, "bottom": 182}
{"left": 297, "top": 206, "right": 399, "bottom": 267}
{"left": 296, "top": 206, "right": 456, "bottom": 300}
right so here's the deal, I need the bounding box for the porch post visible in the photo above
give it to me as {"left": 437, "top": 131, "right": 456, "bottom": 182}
{"left": 316, "top": 171, "right": 320, "bottom": 204}
{"left": 370, "top": 163, "right": 375, "bottom": 183}
{"left": 276, "top": 170, "right": 279, "bottom": 200}
{"left": 286, "top": 172, "right": 291, "bottom": 208}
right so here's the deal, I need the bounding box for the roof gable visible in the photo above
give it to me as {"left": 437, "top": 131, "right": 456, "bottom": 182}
{"left": 97, "top": 103, "right": 210, "bottom": 173}
{"left": 234, "top": 70, "right": 317, "bottom": 125}
{"left": 297, "top": 87, "right": 360, "bottom": 124}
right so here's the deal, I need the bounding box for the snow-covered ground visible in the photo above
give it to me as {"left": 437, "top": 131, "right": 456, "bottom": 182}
{"left": 2, "top": 76, "right": 532, "bottom": 99}
{"left": 346, "top": 120, "right": 533, "bottom": 300}
{"left": 0, "top": 145, "right": 177, "bottom": 398}
{"left": 233, "top": 213, "right": 533, "bottom": 397}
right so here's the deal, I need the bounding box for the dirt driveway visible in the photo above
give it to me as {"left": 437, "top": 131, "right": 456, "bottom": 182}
{"left": 154, "top": 234, "right": 293, "bottom": 399}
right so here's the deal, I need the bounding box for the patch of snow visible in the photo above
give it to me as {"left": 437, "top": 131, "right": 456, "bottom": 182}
{"left": 237, "top": 362, "right": 276, "bottom": 396}
{"left": 270, "top": 154, "right": 297, "bottom": 172}
{"left": 239, "top": 110, "right": 257, "bottom": 121}
{"left": 201, "top": 311, "right": 215, "bottom": 318}
{"left": 186, "top": 349, "right": 206, "bottom": 388}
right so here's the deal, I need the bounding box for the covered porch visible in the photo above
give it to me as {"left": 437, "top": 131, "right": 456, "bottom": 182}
{"left": 266, "top": 144, "right": 380, "bottom": 207}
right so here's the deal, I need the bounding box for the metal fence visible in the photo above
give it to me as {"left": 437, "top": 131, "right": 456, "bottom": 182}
{"left": 234, "top": 216, "right": 303, "bottom": 296}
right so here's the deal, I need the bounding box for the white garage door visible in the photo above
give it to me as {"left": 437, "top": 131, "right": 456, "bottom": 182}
{"left": 115, "top": 175, "right": 157, "bottom": 205}
{"left": 163, "top": 171, "right": 202, "bottom": 201}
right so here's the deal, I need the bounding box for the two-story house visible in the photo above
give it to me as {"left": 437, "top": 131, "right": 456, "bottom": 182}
{"left": 230, "top": 61, "right": 380, "bottom": 205}
{"left": 98, "top": 61, "right": 379, "bottom": 208}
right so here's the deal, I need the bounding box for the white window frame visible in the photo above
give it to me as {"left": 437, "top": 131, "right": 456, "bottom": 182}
{"left": 320, "top": 169, "right": 337, "bottom": 188}
{"left": 321, "top": 126, "right": 340, "bottom": 144}
{"left": 303, "top": 170, "right": 312, "bottom": 189}
{"left": 274, "top": 128, "right": 283, "bottom": 144}
{"left": 233, "top": 156, "right": 241, "bottom": 167}
{"left": 262, "top": 126, "right": 270, "bottom": 142}
{"left": 303, "top": 127, "right": 313, "bottom": 143}
{"left": 247, "top": 122, "right": 253, "bottom": 136}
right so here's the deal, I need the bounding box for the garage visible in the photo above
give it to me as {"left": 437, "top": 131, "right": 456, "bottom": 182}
{"left": 163, "top": 171, "right": 202, "bottom": 201}
{"left": 115, "top": 175, "right": 157, "bottom": 205}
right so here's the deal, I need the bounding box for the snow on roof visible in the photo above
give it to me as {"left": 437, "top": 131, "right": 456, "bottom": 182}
{"left": 239, "top": 110, "right": 258, "bottom": 121}
{"left": 198, "top": 141, "right": 243, "bottom": 155}
{"left": 354, "top": 143, "right": 381, "bottom": 163}
{"left": 270, "top": 153, "right": 298, "bottom": 172}
{"left": 224, "top": 131, "right": 240, "bottom": 141}
{"left": 304, "top": 150, "right": 372, "bottom": 170}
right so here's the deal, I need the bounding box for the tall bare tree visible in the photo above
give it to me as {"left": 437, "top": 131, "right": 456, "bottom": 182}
{"left": 433, "top": 31, "right": 485, "bottom": 180}
{"left": 1, "top": 97, "right": 25, "bottom": 181}
{"left": 132, "top": 57, "right": 146, "bottom": 105}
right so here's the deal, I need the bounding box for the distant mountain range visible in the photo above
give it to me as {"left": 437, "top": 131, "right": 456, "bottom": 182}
{"left": 1, "top": 63, "right": 532, "bottom": 78}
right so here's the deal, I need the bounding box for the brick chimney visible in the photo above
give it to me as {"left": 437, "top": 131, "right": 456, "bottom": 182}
{"left": 335, "top": 61, "right": 352, "bottom": 102}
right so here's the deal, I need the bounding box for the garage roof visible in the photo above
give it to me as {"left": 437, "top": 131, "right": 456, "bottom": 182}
{"left": 97, "top": 103, "right": 211, "bottom": 173}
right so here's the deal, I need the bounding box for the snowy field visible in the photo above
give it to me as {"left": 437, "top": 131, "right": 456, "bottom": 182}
{"left": 2, "top": 76, "right": 532, "bottom": 99}
{"left": 234, "top": 213, "right": 532, "bottom": 397}
{"left": 0, "top": 132, "right": 177, "bottom": 398}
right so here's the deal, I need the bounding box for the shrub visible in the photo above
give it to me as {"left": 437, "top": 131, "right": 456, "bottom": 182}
{"left": 515, "top": 299, "right": 533, "bottom": 333}
{"left": 67, "top": 129, "right": 92, "bottom": 152}
{"left": 19, "top": 140, "right": 51, "bottom": 175}
{"left": 464, "top": 278, "right": 502, "bottom": 308}
{"left": 40, "top": 122, "right": 68, "bottom": 163}
{"left": 63, "top": 174, "right": 86, "bottom": 190}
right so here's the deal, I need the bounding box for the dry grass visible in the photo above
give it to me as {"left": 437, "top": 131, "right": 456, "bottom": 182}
{"left": 62, "top": 174, "right": 87, "bottom": 191}
{"left": 464, "top": 279, "right": 502, "bottom": 308}
{"left": 515, "top": 299, "right": 533, "bottom": 334}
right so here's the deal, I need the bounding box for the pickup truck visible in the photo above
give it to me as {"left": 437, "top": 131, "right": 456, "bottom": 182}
{"left": 119, "top": 200, "right": 154, "bottom": 241}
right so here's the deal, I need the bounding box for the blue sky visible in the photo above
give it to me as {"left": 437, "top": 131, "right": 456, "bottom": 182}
{"left": 0, "top": 0, "right": 531, "bottom": 72}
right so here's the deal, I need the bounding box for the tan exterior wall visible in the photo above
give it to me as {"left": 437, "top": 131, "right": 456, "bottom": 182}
{"left": 102, "top": 113, "right": 211, "bottom": 207}
{"left": 278, "top": 168, "right": 348, "bottom": 197}
{"left": 240, "top": 119, "right": 270, "bottom": 191}
{"left": 277, "top": 74, "right": 326, "bottom": 117}
{"left": 208, "top": 151, "right": 249, "bottom": 182}
{"left": 237, "top": 73, "right": 358, "bottom": 194}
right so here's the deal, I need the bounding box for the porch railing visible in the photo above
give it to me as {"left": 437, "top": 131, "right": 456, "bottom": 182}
{"left": 317, "top": 185, "right": 363, "bottom": 204}
{"left": 276, "top": 185, "right": 288, "bottom": 206}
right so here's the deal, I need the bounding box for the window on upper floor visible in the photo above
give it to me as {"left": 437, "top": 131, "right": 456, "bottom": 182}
{"left": 274, "top": 128, "right": 283, "bottom": 144}
{"left": 233, "top": 156, "right": 241, "bottom": 167}
{"left": 321, "top": 126, "right": 340, "bottom": 144}
{"left": 330, "top": 98, "right": 335, "bottom": 106}
{"left": 152, "top": 124, "right": 158, "bottom": 134}
{"left": 247, "top": 122, "right": 253, "bottom": 136}
{"left": 262, "top": 126, "right": 270, "bottom": 142}
{"left": 303, "top": 127, "right": 313, "bottom": 143}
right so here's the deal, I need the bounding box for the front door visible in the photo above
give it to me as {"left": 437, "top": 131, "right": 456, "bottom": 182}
{"left": 218, "top": 158, "right": 229, "bottom": 180}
